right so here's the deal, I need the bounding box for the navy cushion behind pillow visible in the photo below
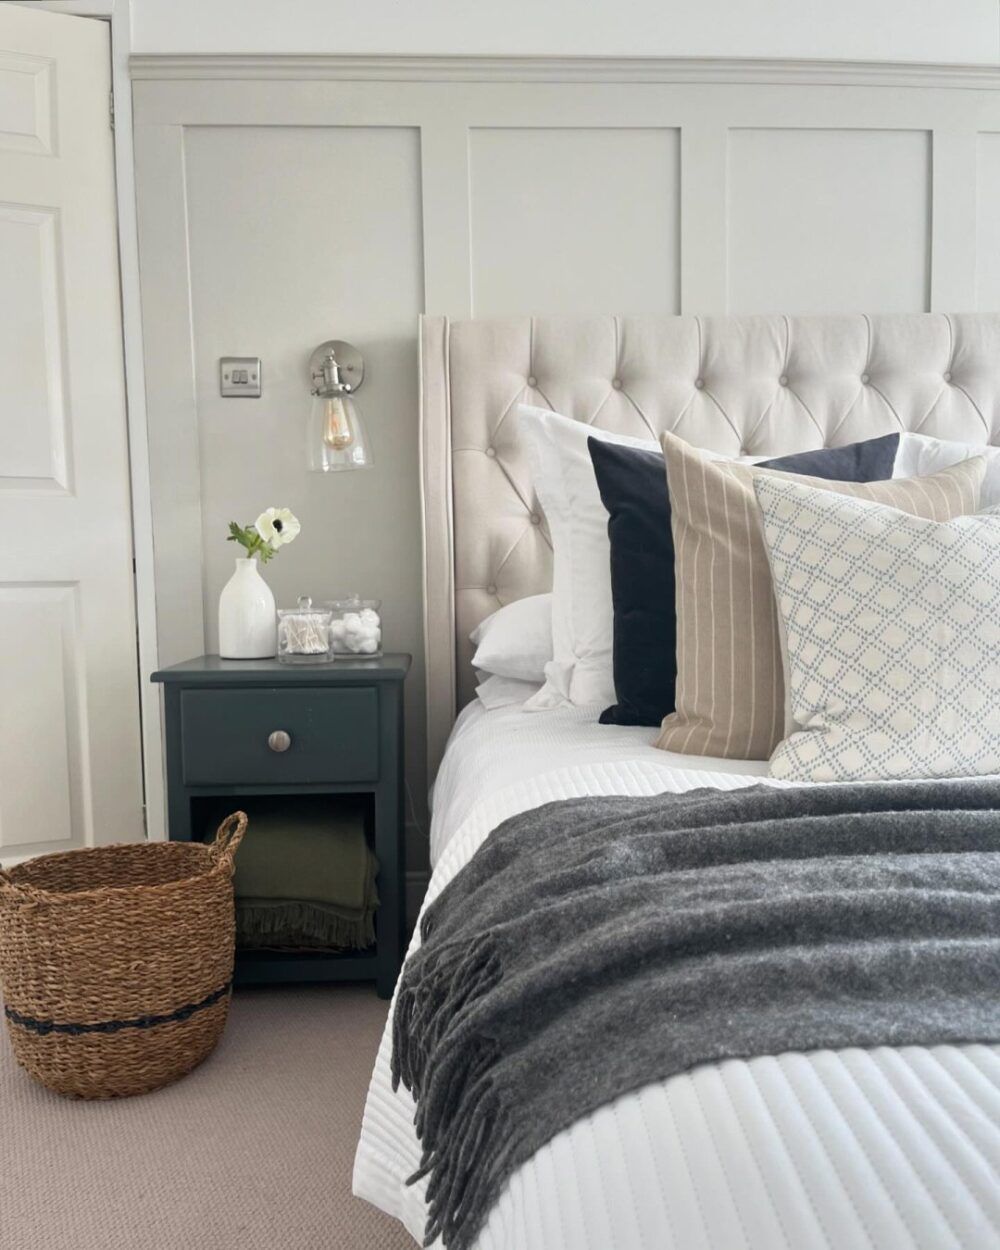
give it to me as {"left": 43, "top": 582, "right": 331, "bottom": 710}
{"left": 589, "top": 432, "right": 900, "bottom": 727}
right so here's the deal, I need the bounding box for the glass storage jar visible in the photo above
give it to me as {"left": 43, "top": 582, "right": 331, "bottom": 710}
{"left": 277, "top": 596, "right": 334, "bottom": 664}
{"left": 325, "top": 595, "right": 382, "bottom": 657}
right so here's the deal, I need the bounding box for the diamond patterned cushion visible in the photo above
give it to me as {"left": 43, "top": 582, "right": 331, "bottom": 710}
{"left": 755, "top": 474, "right": 1000, "bottom": 782}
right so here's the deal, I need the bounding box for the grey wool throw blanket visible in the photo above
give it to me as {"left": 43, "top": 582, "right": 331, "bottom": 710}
{"left": 392, "top": 779, "right": 1000, "bottom": 1249}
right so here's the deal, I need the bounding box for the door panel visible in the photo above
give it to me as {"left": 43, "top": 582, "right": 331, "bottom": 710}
{"left": 0, "top": 6, "right": 142, "bottom": 860}
{"left": 0, "top": 47, "right": 53, "bottom": 156}
{"left": 0, "top": 203, "right": 68, "bottom": 491}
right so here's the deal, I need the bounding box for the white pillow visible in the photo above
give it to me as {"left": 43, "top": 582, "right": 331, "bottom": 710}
{"left": 754, "top": 471, "right": 1000, "bottom": 783}
{"left": 518, "top": 406, "right": 659, "bottom": 708}
{"left": 475, "top": 674, "right": 542, "bottom": 710}
{"left": 470, "top": 593, "right": 552, "bottom": 683}
{"left": 895, "top": 432, "right": 1000, "bottom": 506}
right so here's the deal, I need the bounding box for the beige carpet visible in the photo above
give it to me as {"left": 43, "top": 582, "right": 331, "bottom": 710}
{"left": 0, "top": 986, "right": 416, "bottom": 1249}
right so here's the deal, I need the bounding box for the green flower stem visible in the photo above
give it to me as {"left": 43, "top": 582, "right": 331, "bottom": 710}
{"left": 226, "top": 521, "right": 276, "bottom": 563}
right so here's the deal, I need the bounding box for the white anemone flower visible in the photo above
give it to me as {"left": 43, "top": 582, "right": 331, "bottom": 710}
{"left": 255, "top": 507, "right": 301, "bottom": 550}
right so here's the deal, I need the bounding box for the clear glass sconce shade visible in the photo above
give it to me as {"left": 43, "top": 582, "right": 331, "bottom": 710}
{"left": 307, "top": 390, "right": 372, "bottom": 472}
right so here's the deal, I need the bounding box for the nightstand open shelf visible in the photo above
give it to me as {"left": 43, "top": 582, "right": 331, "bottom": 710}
{"left": 151, "top": 654, "right": 411, "bottom": 998}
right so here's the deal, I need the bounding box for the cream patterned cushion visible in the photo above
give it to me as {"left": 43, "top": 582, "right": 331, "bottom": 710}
{"left": 755, "top": 473, "right": 1000, "bottom": 782}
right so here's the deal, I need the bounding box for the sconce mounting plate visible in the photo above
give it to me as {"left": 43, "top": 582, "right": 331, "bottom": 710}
{"left": 309, "top": 339, "right": 365, "bottom": 393}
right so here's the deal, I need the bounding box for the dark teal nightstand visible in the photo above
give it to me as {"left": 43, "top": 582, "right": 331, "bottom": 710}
{"left": 151, "top": 654, "right": 411, "bottom": 998}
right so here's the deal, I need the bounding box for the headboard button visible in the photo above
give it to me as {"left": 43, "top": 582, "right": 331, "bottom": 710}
{"left": 944, "top": 370, "right": 953, "bottom": 382}
{"left": 861, "top": 373, "right": 870, "bottom": 385}
{"left": 779, "top": 375, "right": 789, "bottom": 386}
{"left": 486, "top": 584, "right": 497, "bottom": 596}
{"left": 527, "top": 375, "right": 537, "bottom": 387}
{"left": 694, "top": 378, "right": 705, "bottom": 389}
{"left": 486, "top": 446, "right": 496, "bottom": 458}
{"left": 530, "top": 513, "right": 541, "bottom": 526}
{"left": 612, "top": 378, "right": 623, "bottom": 390}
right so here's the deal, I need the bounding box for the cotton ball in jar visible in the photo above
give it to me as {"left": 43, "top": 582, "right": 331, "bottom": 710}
{"left": 342, "top": 613, "right": 366, "bottom": 653}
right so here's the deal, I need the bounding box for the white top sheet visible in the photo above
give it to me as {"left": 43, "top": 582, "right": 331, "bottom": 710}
{"left": 356, "top": 700, "right": 1000, "bottom": 1250}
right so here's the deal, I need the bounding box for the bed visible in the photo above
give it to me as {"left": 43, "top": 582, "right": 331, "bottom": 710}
{"left": 354, "top": 313, "right": 1000, "bottom": 1249}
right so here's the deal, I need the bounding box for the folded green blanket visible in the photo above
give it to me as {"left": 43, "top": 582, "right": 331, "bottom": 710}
{"left": 232, "top": 798, "right": 378, "bottom": 950}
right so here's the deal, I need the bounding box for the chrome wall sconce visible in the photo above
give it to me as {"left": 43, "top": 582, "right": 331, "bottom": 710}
{"left": 307, "top": 340, "right": 372, "bottom": 472}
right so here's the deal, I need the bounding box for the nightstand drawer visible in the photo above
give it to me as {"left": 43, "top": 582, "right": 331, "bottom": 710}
{"left": 180, "top": 686, "right": 379, "bottom": 785}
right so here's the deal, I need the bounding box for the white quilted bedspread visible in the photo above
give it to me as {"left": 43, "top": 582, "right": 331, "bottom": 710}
{"left": 353, "top": 702, "right": 1000, "bottom": 1249}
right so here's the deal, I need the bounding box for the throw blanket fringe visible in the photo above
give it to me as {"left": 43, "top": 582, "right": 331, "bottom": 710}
{"left": 235, "top": 899, "right": 376, "bottom": 949}
{"left": 392, "top": 779, "right": 1000, "bottom": 1250}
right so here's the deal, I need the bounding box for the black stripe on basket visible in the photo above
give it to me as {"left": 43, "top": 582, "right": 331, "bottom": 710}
{"left": 4, "top": 981, "right": 232, "bottom": 1037}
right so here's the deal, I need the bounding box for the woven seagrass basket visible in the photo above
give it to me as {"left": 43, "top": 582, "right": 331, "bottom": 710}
{"left": 0, "top": 812, "right": 246, "bottom": 1099}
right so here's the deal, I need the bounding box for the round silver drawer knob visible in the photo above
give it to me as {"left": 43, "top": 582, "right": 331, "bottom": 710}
{"left": 267, "top": 730, "right": 292, "bottom": 753}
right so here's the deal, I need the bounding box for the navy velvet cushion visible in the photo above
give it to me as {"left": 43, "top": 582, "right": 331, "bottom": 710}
{"left": 589, "top": 432, "right": 901, "bottom": 727}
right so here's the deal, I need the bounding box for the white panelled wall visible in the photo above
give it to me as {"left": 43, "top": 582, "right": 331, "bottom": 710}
{"left": 132, "top": 59, "right": 1000, "bottom": 870}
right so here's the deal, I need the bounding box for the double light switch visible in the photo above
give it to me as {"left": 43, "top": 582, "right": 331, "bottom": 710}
{"left": 220, "top": 357, "right": 262, "bottom": 397}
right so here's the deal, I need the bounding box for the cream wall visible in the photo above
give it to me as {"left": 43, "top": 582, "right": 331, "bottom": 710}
{"left": 129, "top": 0, "right": 1000, "bottom": 63}
{"left": 132, "top": 59, "right": 1000, "bottom": 880}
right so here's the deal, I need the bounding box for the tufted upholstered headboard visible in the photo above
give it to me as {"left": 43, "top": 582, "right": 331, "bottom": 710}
{"left": 420, "top": 312, "right": 1000, "bottom": 775}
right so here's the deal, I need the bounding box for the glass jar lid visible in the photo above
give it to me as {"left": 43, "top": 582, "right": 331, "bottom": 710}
{"left": 325, "top": 592, "right": 381, "bottom": 611}
{"left": 278, "top": 595, "right": 333, "bottom": 620}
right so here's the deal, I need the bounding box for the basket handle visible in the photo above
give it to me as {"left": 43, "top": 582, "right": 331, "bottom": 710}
{"left": 211, "top": 811, "right": 248, "bottom": 866}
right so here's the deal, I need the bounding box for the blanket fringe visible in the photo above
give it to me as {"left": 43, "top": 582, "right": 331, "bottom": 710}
{"left": 393, "top": 929, "right": 511, "bottom": 1248}
{"left": 391, "top": 931, "right": 502, "bottom": 1096}
{"left": 235, "top": 900, "right": 375, "bottom": 949}
{"left": 416, "top": 1080, "right": 518, "bottom": 1250}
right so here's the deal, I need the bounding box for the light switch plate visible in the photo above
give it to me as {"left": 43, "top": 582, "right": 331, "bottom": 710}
{"left": 220, "top": 357, "right": 262, "bottom": 398}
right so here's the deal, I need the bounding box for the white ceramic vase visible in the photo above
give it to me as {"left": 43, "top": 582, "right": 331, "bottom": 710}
{"left": 218, "top": 557, "right": 277, "bottom": 659}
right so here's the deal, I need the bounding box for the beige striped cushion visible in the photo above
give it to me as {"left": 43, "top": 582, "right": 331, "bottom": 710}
{"left": 656, "top": 432, "right": 986, "bottom": 761}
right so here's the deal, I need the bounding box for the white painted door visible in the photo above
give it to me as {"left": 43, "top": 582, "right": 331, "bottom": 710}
{"left": 0, "top": 6, "right": 143, "bottom": 862}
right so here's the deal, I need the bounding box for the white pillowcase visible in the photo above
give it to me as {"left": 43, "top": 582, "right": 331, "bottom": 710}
{"left": 518, "top": 406, "right": 660, "bottom": 708}
{"left": 470, "top": 592, "right": 552, "bottom": 683}
{"left": 755, "top": 471, "right": 1000, "bottom": 783}
{"left": 895, "top": 432, "right": 1000, "bottom": 506}
{"left": 475, "top": 674, "right": 542, "bottom": 710}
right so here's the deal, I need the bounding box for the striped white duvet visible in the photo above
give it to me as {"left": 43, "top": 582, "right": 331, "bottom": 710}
{"left": 353, "top": 701, "right": 1000, "bottom": 1249}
